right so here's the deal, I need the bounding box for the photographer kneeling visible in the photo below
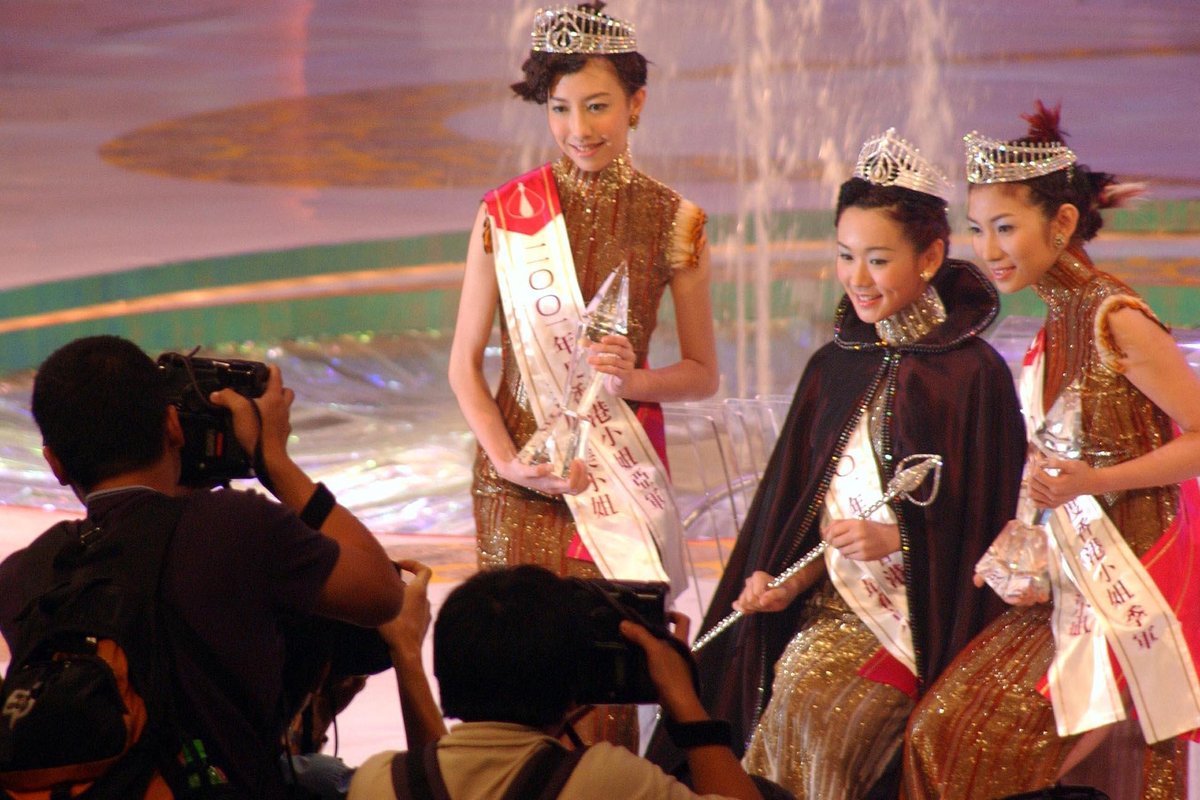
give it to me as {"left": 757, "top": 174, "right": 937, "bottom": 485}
{"left": 350, "top": 565, "right": 764, "bottom": 800}
{"left": 0, "top": 335, "right": 404, "bottom": 799}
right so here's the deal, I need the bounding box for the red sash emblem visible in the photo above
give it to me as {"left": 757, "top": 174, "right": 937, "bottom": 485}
{"left": 485, "top": 165, "right": 561, "bottom": 238}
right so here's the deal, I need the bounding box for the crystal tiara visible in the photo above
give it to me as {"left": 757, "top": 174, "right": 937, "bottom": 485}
{"left": 853, "top": 128, "right": 952, "bottom": 199}
{"left": 963, "top": 131, "right": 1077, "bottom": 184}
{"left": 531, "top": 5, "right": 638, "bottom": 54}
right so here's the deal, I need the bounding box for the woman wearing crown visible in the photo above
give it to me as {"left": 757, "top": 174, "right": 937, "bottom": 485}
{"left": 903, "top": 103, "right": 1200, "bottom": 799}
{"left": 447, "top": 3, "right": 718, "bottom": 746}
{"left": 653, "top": 130, "right": 1025, "bottom": 799}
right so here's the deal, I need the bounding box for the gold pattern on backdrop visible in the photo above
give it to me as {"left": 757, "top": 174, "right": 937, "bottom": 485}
{"left": 98, "top": 84, "right": 818, "bottom": 189}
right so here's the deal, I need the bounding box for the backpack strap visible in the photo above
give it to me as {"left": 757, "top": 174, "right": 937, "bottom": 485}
{"left": 7, "top": 495, "right": 184, "bottom": 670}
{"left": 502, "top": 743, "right": 588, "bottom": 800}
{"left": 418, "top": 743, "right": 453, "bottom": 800}
{"left": 389, "top": 752, "right": 421, "bottom": 800}
{"left": 388, "top": 741, "right": 587, "bottom": 800}
{"left": 76, "top": 494, "right": 241, "bottom": 799}
{"left": 386, "top": 746, "right": 445, "bottom": 800}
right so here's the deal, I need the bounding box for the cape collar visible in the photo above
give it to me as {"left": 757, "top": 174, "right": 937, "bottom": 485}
{"left": 874, "top": 284, "right": 947, "bottom": 346}
{"left": 834, "top": 258, "right": 999, "bottom": 353}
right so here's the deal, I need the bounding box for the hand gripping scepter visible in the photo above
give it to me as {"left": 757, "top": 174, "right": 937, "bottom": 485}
{"left": 690, "top": 453, "right": 943, "bottom": 653}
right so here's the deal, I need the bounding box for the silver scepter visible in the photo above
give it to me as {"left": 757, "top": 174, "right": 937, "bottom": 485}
{"left": 690, "top": 452, "right": 943, "bottom": 653}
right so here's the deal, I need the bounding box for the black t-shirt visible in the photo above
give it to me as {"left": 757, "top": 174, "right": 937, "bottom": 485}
{"left": 0, "top": 487, "right": 340, "bottom": 799}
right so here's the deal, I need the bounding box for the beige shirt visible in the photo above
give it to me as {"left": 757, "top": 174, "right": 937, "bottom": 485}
{"left": 348, "top": 721, "right": 735, "bottom": 800}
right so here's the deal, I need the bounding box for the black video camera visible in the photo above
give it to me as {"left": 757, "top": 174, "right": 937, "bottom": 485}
{"left": 569, "top": 579, "right": 674, "bottom": 705}
{"left": 157, "top": 351, "right": 270, "bottom": 487}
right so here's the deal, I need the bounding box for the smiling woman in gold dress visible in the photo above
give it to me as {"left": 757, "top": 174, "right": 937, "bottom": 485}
{"left": 904, "top": 102, "right": 1200, "bottom": 800}
{"left": 447, "top": 3, "right": 719, "bottom": 748}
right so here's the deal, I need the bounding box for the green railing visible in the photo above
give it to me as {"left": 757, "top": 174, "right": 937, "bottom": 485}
{"left": 2, "top": 200, "right": 1198, "bottom": 373}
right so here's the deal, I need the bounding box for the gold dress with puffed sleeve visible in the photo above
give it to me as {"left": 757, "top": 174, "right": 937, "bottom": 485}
{"left": 472, "top": 151, "right": 705, "bottom": 577}
{"left": 904, "top": 252, "right": 1187, "bottom": 800}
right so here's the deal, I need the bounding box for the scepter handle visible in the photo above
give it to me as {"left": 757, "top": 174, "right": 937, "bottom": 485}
{"left": 689, "top": 539, "right": 829, "bottom": 653}
{"left": 689, "top": 454, "right": 942, "bottom": 654}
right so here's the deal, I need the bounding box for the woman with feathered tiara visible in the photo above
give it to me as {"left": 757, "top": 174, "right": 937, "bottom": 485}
{"left": 447, "top": 2, "right": 718, "bottom": 747}
{"left": 649, "top": 130, "right": 1025, "bottom": 799}
{"left": 904, "top": 102, "right": 1200, "bottom": 799}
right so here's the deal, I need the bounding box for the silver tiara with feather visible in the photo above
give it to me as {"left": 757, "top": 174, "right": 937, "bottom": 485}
{"left": 963, "top": 131, "right": 1077, "bottom": 184}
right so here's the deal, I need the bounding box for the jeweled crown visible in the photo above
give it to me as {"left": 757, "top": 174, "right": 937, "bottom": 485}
{"left": 531, "top": 5, "right": 637, "bottom": 54}
{"left": 854, "top": 128, "right": 952, "bottom": 199}
{"left": 963, "top": 131, "right": 1077, "bottom": 185}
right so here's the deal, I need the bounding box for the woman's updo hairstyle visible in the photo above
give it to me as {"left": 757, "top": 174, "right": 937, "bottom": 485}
{"left": 835, "top": 178, "right": 951, "bottom": 255}
{"left": 511, "top": 3, "right": 649, "bottom": 104}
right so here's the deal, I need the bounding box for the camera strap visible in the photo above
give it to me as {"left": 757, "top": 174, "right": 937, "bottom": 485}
{"left": 246, "top": 400, "right": 278, "bottom": 496}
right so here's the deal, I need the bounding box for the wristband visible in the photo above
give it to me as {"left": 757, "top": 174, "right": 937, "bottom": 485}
{"left": 300, "top": 482, "right": 337, "bottom": 529}
{"left": 664, "top": 718, "right": 732, "bottom": 749}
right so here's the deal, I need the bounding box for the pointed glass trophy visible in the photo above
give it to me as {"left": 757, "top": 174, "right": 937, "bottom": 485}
{"left": 975, "top": 383, "right": 1085, "bottom": 604}
{"left": 519, "top": 262, "right": 629, "bottom": 479}
{"left": 1037, "top": 381, "right": 1086, "bottom": 464}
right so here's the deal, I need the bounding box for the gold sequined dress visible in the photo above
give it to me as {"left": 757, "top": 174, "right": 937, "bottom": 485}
{"left": 473, "top": 151, "right": 705, "bottom": 577}
{"left": 904, "top": 251, "right": 1188, "bottom": 800}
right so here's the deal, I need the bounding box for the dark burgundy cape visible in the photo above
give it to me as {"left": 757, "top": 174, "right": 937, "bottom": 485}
{"left": 650, "top": 259, "right": 1026, "bottom": 766}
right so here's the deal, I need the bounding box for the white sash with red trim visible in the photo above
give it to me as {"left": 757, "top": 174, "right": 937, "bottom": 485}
{"left": 483, "top": 164, "right": 685, "bottom": 591}
{"left": 1020, "top": 332, "right": 1200, "bottom": 742}
{"left": 824, "top": 414, "right": 917, "bottom": 676}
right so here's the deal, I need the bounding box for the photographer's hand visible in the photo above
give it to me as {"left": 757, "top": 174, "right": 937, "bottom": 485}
{"left": 620, "top": 620, "right": 763, "bottom": 800}
{"left": 380, "top": 560, "right": 446, "bottom": 750}
{"left": 210, "top": 364, "right": 403, "bottom": 628}
{"left": 381, "top": 560, "right": 434, "bottom": 658}
{"left": 619, "top": 616, "right": 704, "bottom": 722}
{"left": 208, "top": 363, "right": 295, "bottom": 476}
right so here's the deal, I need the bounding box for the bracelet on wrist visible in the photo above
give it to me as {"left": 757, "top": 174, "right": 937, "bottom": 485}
{"left": 664, "top": 718, "right": 732, "bottom": 750}
{"left": 299, "top": 482, "right": 337, "bottom": 529}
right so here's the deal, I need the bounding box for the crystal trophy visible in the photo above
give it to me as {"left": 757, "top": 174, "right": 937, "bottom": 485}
{"left": 975, "top": 493, "right": 1052, "bottom": 604}
{"left": 975, "top": 383, "right": 1085, "bottom": 604}
{"left": 519, "top": 262, "right": 629, "bottom": 479}
{"left": 1037, "top": 381, "right": 1085, "bottom": 464}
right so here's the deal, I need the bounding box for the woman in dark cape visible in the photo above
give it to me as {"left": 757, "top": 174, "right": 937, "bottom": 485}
{"left": 650, "top": 131, "right": 1026, "bottom": 799}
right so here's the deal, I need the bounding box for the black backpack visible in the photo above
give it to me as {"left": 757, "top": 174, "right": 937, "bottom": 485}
{"left": 0, "top": 494, "right": 234, "bottom": 800}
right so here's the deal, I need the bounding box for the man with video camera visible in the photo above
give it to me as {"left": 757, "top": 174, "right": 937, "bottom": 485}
{"left": 0, "top": 335, "right": 405, "bottom": 799}
{"left": 349, "top": 564, "right": 766, "bottom": 800}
